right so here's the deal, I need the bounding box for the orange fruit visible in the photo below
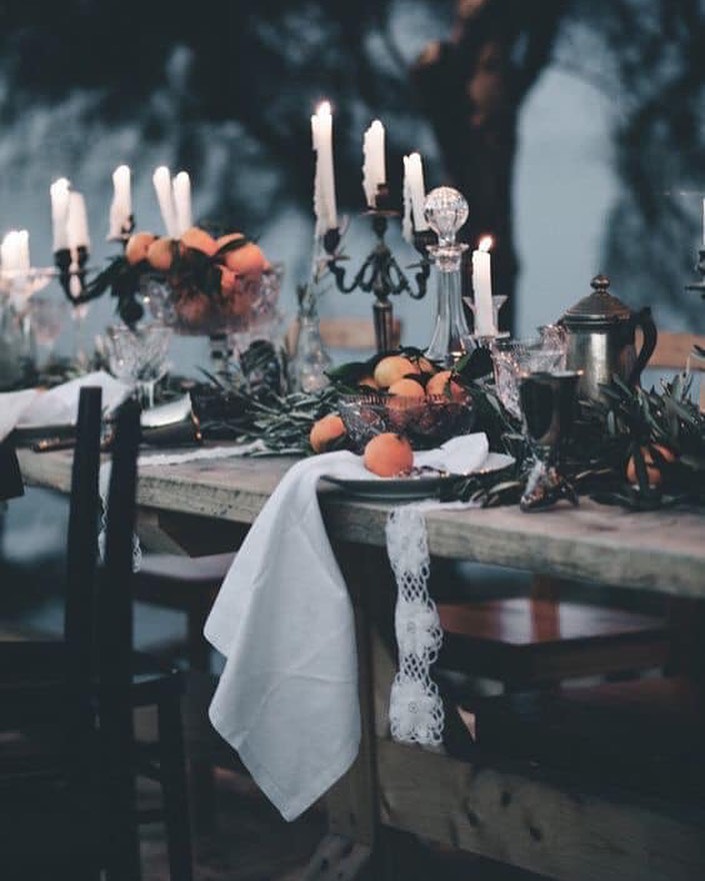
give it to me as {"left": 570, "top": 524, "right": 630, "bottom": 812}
{"left": 216, "top": 232, "right": 246, "bottom": 253}
{"left": 218, "top": 267, "right": 253, "bottom": 317}
{"left": 626, "top": 444, "right": 676, "bottom": 488}
{"left": 373, "top": 355, "right": 420, "bottom": 390}
{"left": 180, "top": 226, "right": 218, "bottom": 256}
{"left": 414, "top": 355, "right": 437, "bottom": 374}
{"left": 173, "top": 293, "right": 212, "bottom": 330}
{"left": 388, "top": 377, "right": 425, "bottom": 397}
{"left": 146, "top": 236, "right": 179, "bottom": 272}
{"left": 309, "top": 414, "right": 346, "bottom": 454}
{"left": 125, "top": 231, "right": 157, "bottom": 265}
{"left": 222, "top": 241, "right": 267, "bottom": 277}
{"left": 426, "top": 370, "right": 468, "bottom": 402}
{"left": 363, "top": 433, "right": 414, "bottom": 477}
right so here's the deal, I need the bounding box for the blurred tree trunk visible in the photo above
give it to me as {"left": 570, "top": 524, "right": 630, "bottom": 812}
{"left": 413, "top": 0, "right": 568, "bottom": 333}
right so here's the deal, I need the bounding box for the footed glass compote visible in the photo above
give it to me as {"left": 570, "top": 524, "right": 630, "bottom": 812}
{"left": 0, "top": 266, "right": 56, "bottom": 378}
{"left": 423, "top": 186, "right": 473, "bottom": 366}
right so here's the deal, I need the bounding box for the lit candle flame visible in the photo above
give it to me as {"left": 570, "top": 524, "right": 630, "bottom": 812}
{"left": 316, "top": 100, "right": 332, "bottom": 118}
{"left": 478, "top": 235, "right": 493, "bottom": 252}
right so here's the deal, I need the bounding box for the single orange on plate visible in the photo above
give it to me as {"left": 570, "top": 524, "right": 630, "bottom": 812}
{"left": 363, "top": 433, "right": 414, "bottom": 477}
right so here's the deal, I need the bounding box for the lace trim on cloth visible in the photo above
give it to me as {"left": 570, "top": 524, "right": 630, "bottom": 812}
{"left": 97, "top": 440, "right": 266, "bottom": 572}
{"left": 386, "top": 505, "right": 444, "bottom": 746}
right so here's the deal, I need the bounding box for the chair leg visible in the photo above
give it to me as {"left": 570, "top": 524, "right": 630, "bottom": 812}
{"left": 186, "top": 596, "right": 217, "bottom": 834}
{"left": 187, "top": 595, "right": 213, "bottom": 674}
{"left": 157, "top": 694, "right": 194, "bottom": 881}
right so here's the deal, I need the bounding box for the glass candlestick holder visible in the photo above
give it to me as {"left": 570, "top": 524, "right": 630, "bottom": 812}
{"left": 423, "top": 186, "right": 473, "bottom": 367}
{"left": 462, "top": 294, "right": 510, "bottom": 345}
{"left": 0, "top": 266, "right": 57, "bottom": 375}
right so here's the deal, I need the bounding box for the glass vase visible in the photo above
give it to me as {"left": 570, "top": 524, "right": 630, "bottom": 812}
{"left": 290, "top": 313, "right": 332, "bottom": 393}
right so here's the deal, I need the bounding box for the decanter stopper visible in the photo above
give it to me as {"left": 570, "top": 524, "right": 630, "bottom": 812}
{"left": 423, "top": 186, "right": 469, "bottom": 248}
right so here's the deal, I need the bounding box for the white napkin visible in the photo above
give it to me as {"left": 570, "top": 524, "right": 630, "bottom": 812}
{"left": 17, "top": 370, "right": 130, "bottom": 428}
{"left": 204, "top": 432, "right": 490, "bottom": 821}
{"left": 0, "top": 389, "right": 40, "bottom": 442}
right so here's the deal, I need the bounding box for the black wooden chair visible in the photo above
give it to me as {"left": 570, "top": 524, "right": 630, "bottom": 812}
{"left": 0, "top": 388, "right": 194, "bottom": 880}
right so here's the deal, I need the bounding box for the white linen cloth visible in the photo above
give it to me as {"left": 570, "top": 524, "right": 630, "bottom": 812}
{"left": 0, "top": 370, "right": 130, "bottom": 440}
{"left": 204, "top": 432, "right": 489, "bottom": 822}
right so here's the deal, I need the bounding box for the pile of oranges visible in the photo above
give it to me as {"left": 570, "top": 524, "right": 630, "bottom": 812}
{"left": 309, "top": 352, "right": 470, "bottom": 477}
{"left": 125, "top": 225, "right": 270, "bottom": 333}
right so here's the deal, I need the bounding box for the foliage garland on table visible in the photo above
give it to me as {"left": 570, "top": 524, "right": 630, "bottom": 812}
{"left": 192, "top": 343, "right": 705, "bottom": 511}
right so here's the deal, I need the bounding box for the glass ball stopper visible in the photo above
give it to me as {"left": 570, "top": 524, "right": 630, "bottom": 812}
{"left": 423, "top": 186, "right": 469, "bottom": 248}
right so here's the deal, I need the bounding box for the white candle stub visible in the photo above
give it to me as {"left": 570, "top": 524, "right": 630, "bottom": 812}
{"left": 471, "top": 235, "right": 495, "bottom": 337}
{"left": 311, "top": 101, "right": 338, "bottom": 237}
{"left": 50, "top": 178, "right": 71, "bottom": 252}
{"left": 402, "top": 152, "right": 428, "bottom": 243}
{"left": 362, "top": 119, "right": 386, "bottom": 208}
{"left": 172, "top": 171, "right": 192, "bottom": 237}
{"left": 152, "top": 166, "right": 179, "bottom": 238}
{"left": 108, "top": 164, "right": 132, "bottom": 240}
{"left": 1, "top": 229, "right": 30, "bottom": 273}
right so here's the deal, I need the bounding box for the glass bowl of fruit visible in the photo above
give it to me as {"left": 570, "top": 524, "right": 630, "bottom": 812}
{"left": 86, "top": 225, "right": 282, "bottom": 338}
{"left": 335, "top": 353, "right": 474, "bottom": 452}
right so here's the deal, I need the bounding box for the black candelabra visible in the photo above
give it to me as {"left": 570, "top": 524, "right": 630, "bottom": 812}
{"left": 322, "top": 187, "right": 435, "bottom": 353}
{"left": 54, "top": 214, "right": 134, "bottom": 306}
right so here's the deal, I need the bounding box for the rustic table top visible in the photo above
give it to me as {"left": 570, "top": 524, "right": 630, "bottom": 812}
{"left": 17, "top": 445, "right": 705, "bottom": 598}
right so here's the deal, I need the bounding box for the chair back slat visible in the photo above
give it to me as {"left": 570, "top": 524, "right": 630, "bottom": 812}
{"left": 64, "top": 386, "right": 102, "bottom": 706}
{"left": 98, "top": 397, "right": 142, "bottom": 879}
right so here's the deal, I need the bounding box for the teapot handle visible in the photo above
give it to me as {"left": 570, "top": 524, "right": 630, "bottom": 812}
{"left": 628, "top": 307, "right": 657, "bottom": 386}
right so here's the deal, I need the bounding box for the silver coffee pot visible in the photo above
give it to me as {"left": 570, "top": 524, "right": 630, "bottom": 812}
{"left": 558, "top": 274, "right": 657, "bottom": 402}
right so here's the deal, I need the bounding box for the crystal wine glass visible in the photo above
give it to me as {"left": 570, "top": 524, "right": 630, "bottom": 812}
{"left": 490, "top": 335, "right": 568, "bottom": 419}
{"left": 518, "top": 370, "right": 581, "bottom": 511}
{"left": 104, "top": 323, "right": 172, "bottom": 410}
{"left": 27, "top": 293, "right": 68, "bottom": 369}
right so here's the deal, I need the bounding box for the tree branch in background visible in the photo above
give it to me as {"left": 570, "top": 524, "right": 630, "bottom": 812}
{"left": 413, "top": 0, "right": 568, "bottom": 332}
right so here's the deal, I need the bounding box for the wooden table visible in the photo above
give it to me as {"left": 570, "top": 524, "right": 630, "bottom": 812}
{"left": 17, "top": 447, "right": 705, "bottom": 881}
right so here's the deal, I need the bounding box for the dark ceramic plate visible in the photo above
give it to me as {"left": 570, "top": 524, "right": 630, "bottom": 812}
{"left": 321, "top": 453, "right": 515, "bottom": 501}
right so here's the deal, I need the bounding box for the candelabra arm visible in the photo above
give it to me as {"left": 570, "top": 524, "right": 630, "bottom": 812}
{"left": 54, "top": 246, "right": 98, "bottom": 306}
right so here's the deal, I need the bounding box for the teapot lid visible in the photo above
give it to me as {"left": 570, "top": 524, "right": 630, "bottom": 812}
{"left": 561, "top": 275, "right": 632, "bottom": 325}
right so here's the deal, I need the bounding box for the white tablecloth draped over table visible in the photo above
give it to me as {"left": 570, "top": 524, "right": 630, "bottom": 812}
{"left": 204, "top": 433, "right": 490, "bottom": 821}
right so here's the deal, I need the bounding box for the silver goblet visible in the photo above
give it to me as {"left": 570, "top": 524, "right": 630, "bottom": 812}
{"left": 518, "top": 370, "right": 581, "bottom": 511}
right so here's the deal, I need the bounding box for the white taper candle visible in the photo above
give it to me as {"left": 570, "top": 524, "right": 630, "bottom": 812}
{"left": 108, "top": 164, "right": 132, "bottom": 240}
{"left": 152, "top": 166, "right": 179, "bottom": 238}
{"left": 311, "top": 101, "right": 338, "bottom": 237}
{"left": 50, "top": 178, "right": 71, "bottom": 252}
{"left": 172, "top": 171, "right": 192, "bottom": 237}
{"left": 471, "top": 236, "right": 495, "bottom": 337}
{"left": 362, "top": 120, "right": 386, "bottom": 208}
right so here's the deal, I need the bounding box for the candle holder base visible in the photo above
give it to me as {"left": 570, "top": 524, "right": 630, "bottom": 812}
{"left": 470, "top": 330, "right": 511, "bottom": 347}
